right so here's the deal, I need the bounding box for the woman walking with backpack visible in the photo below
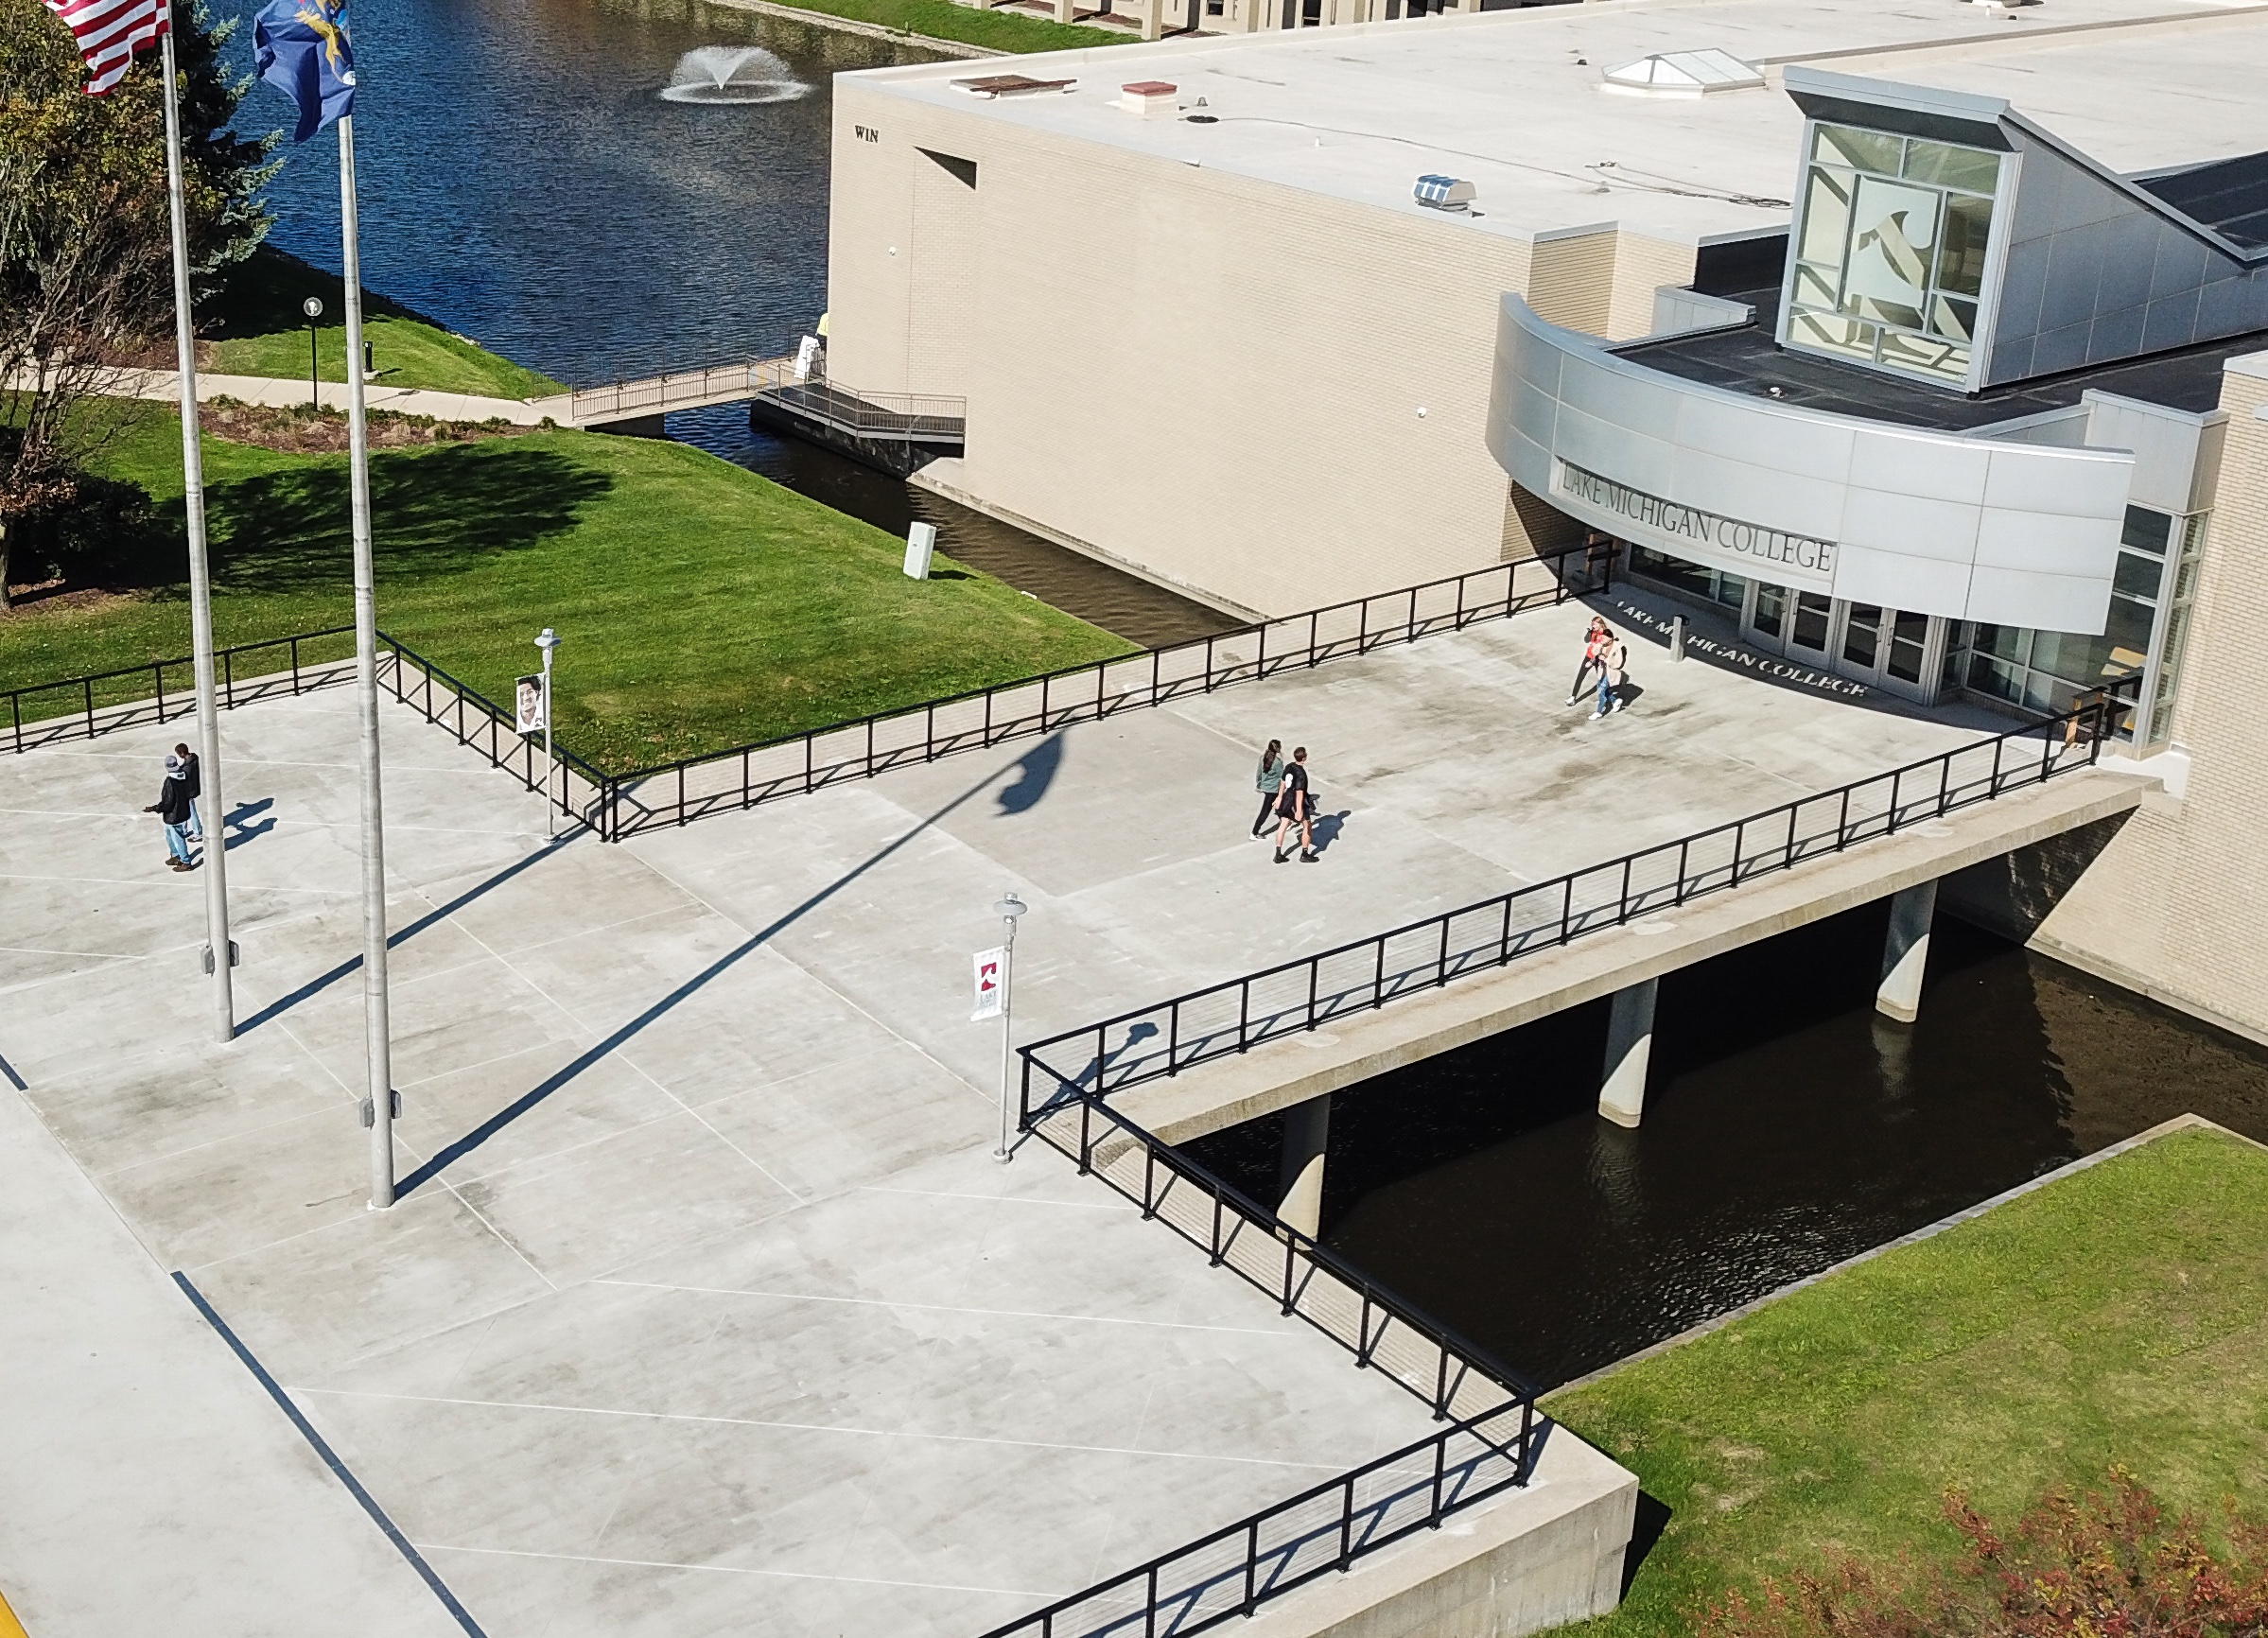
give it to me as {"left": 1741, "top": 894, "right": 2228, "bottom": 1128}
{"left": 1593, "top": 629, "right": 1631, "bottom": 719}
{"left": 1251, "top": 740, "right": 1286, "bottom": 839}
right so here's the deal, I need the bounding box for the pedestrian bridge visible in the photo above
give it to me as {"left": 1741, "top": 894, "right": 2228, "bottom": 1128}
{"left": 534, "top": 354, "right": 967, "bottom": 447}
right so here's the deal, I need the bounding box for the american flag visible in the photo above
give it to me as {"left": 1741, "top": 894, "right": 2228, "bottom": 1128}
{"left": 42, "top": 0, "right": 170, "bottom": 96}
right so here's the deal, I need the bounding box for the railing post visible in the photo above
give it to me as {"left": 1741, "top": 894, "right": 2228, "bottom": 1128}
{"left": 1436, "top": 917, "right": 1451, "bottom": 987}
{"left": 1937, "top": 752, "right": 1951, "bottom": 814}
{"left": 1430, "top": 1432, "right": 1447, "bottom": 1525}
{"left": 1210, "top": 1183, "right": 1225, "bottom": 1266}
{"left": 1308, "top": 609, "right": 1318, "bottom": 665}
{"left": 1150, "top": 648, "right": 1161, "bottom": 707}
{"left": 1282, "top": 1234, "right": 1297, "bottom": 1316}
{"left": 1499, "top": 897, "right": 1512, "bottom": 963}
{"left": 1078, "top": 1093, "right": 1092, "bottom": 1176}
{"left": 152, "top": 663, "right": 164, "bottom": 723}
{"left": 1838, "top": 785, "right": 1852, "bottom": 845}
{"left": 1406, "top": 584, "right": 1418, "bottom": 641}
{"left": 1307, "top": 960, "right": 1319, "bottom": 1030}
{"left": 1886, "top": 768, "right": 1902, "bottom": 835}
{"left": 677, "top": 763, "right": 687, "bottom": 827}
{"left": 290, "top": 636, "right": 301, "bottom": 693}
{"left": 1145, "top": 1565, "right": 1158, "bottom": 1638}
{"left": 1041, "top": 671, "right": 1052, "bottom": 727}
{"left": 1237, "top": 982, "right": 1250, "bottom": 1053}
{"left": 1373, "top": 938, "right": 1387, "bottom": 1008}
{"left": 805, "top": 731, "right": 814, "bottom": 794}
{"left": 1140, "top": 1142, "right": 1157, "bottom": 1220}
{"left": 83, "top": 676, "right": 93, "bottom": 738}
{"left": 1339, "top": 1474, "right": 1356, "bottom": 1570}
{"left": 1561, "top": 875, "right": 1574, "bottom": 942}
{"left": 1674, "top": 839, "right": 1689, "bottom": 906}
{"left": 1245, "top": 1521, "right": 1260, "bottom": 1615}
{"left": 1165, "top": 1002, "right": 1180, "bottom": 1075}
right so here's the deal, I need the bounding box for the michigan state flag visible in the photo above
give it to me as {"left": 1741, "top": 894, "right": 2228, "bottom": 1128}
{"left": 253, "top": 0, "right": 356, "bottom": 142}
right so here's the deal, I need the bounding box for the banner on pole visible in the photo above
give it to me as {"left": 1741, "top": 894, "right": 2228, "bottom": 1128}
{"left": 971, "top": 947, "right": 1005, "bottom": 1020}
{"left": 515, "top": 675, "right": 546, "bottom": 736}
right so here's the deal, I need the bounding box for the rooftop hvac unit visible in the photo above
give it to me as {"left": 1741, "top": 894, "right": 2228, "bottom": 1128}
{"left": 1414, "top": 174, "right": 1476, "bottom": 211}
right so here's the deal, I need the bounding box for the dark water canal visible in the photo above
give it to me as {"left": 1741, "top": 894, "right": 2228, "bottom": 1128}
{"left": 249, "top": 0, "right": 2268, "bottom": 1387}
{"left": 1186, "top": 906, "right": 2268, "bottom": 1389}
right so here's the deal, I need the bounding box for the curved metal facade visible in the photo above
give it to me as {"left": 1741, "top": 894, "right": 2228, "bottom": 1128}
{"left": 1486, "top": 294, "right": 2132, "bottom": 633}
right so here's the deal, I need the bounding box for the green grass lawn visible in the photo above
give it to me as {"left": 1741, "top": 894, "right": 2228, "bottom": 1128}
{"left": 202, "top": 247, "right": 567, "bottom": 401}
{"left": 1, "top": 403, "right": 1130, "bottom": 771}
{"left": 1544, "top": 1124, "right": 2268, "bottom": 1635}
{"left": 784, "top": 0, "right": 1133, "bottom": 51}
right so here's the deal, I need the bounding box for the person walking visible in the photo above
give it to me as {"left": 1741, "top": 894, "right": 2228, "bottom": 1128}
{"left": 173, "top": 741, "right": 204, "bottom": 843}
{"left": 1564, "top": 616, "right": 1610, "bottom": 707}
{"left": 1273, "top": 745, "right": 1318, "bottom": 864}
{"left": 1593, "top": 629, "right": 1631, "bottom": 720}
{"left": 1251, "top": 739, "right": 1286, "bottom": 838}
{"left": 147, "top": 760, "right": 198, "bottom": 872}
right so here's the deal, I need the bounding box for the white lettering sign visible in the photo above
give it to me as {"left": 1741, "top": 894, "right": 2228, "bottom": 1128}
{"left": 971, "top": 947, "right": 1005, "bottom": 1021}
{"left": 1555, "top": 462, "right": 1837, "bottom": 590}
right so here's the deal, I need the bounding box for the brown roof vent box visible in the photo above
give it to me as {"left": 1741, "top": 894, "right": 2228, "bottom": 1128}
{"left": 1120, "top": 80, "right": 1178, "bottom": 115}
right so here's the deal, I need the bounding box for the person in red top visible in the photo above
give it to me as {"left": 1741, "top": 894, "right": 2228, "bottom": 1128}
{"left": 1564, "top": 616, "right": 1610, "bottom": 707}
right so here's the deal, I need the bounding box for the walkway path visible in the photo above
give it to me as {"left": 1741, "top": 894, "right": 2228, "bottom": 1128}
{"left": 0, "top": 584, "right": 2031, "bottom": 1636}
{"left": 92, "top": 365, "right": 556, "bottom": 427}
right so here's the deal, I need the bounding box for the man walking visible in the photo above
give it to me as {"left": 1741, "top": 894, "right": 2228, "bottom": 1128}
{"left": 1565, "top": 617, "right": 1610, "bottom": 707}
{"left": 173, "top": 741, "right": 204, "bottom": 843}
{"left": 1273, "top": 746, "right": 1318, "bottom": 864}
{"left": 147, "top": 758, "right": 199, "bottom": 872}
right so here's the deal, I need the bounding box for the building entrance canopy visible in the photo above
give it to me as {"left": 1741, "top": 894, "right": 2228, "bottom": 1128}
{"left": 1486, "top": 294, "right": 2131, "bottom": 635}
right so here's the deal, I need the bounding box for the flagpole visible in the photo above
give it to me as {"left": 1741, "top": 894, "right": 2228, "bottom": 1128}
{"left": 160, "top": 28, "right": 235, "bottom": 1043}
{"left": 337, "top": 113, "right": 395, "bottom": 1210}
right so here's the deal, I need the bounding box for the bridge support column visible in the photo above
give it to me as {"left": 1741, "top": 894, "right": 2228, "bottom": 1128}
{"left": 1055, "top": 0, "right": 1073, "bottom": 21}
{"left": 1276, "top": 1092, "right": 1331, "bottom": 1241}
{"left": 1876, "top": 880, "right": 1938, "bottom": 1024}
{"left": 1597, "top": 978, "right": 1657, "bottom": 1129}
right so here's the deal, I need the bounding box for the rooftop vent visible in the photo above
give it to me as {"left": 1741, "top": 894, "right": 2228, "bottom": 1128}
{"left": 1415, "top": 174, "right": 1476, "bottom": 212}
{"left": 1120, "top": 80, "right": 1178, "bottom": 115}
{"left": 1601, "top": 50, "right": 1763, "bottom": 96}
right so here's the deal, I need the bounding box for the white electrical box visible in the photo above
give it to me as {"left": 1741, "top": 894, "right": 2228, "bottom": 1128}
{"left": 903, "top": 520, "right": 938, "bottom": 580}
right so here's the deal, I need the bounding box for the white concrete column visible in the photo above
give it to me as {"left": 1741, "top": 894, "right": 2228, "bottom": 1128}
{"left": 1276, "top": 1092, "right": 1331, "bottom": 1240}
{"left": 1143, "top": 0, "right": 1163, "bottom": 38}
{"left": 1876, "top": 880, "right": 1938, "bottom": 1024}
{"left": 1597, "top": 978, "right": 1657, "bottom": 1129}
{"left": 1055, "top": 0, "right": 1073, "bottom": 23}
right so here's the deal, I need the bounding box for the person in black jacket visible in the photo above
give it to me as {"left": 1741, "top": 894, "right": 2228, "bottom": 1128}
{"left": 172, "top": 741, "right": 203, "bottom": 842}
{"left": 147, "top": 761, "right": 198, "bottom": 872}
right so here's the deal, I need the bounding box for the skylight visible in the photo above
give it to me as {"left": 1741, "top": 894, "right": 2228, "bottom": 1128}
{"left": 1602, "top": 51, "right": 1765, "bottom": 96}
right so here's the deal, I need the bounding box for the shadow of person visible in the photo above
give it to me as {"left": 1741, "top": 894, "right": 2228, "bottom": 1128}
{"left": 1308, "top": 810, "right": 1352, "bottom": 855}
{"left": 996, "top": 732, "right": 1065, "bottom": 815}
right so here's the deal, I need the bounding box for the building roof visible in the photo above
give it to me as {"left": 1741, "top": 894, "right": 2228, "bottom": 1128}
{"left": 2137, "top": 150, "right": 2268, "bottom": 253}
{"left": 1615, "top": 297, "right": 2266, "bottom": 428}
{"left": 845, "top": 0, "right": 2268, "bottom": 250}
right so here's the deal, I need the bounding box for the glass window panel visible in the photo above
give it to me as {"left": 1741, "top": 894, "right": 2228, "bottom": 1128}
{"left": 2113, "top": 550, "right": 2163, "bottom": 602}
{"left": 1876, "top": 328, "right": 1969, "bottom": 381}
{"left": 1968, "top": 653, "right": 2023, "bottom": 700}
{"left": 1791, "top": 592, "right": 1832, "bottom": 651}
{"left": 1888, "top": 611, "right": 1928, "bottom": 683}
{"left": 1793, "top": 262, "right": 1841, "bottom": 308}
{"left": 2120, "top": 506, "right": 2173, "bottom": 556}
{"left": 1934, "top": 193, "right": 1994, "bottom": 298}
{"left": 2102, "top": 599, "right": 2155, "bottom": 673}
{"left": 1977, "top": 623, "right": 2029, "bottom": 664}
{"left": 1630, "top": 545, "right": 1715, "bottom": 601}
{"left": 1753, "top": 584, "right": 1786, "bottom": 637}
{"left": 1798, "top": 167, "right": 1856, "bottom": 266}
{"left": 1902, "top": 139, "right": 2001, "bottom": 194}
{"left": 1814, "top": 123, "right": 1903, "bottom": 175}
{"left": 1842, "top": 176, "right": 1939, "bottom": 325}
{"left": 1714, "top": 571, "right": 1748, "bottom": 610}
{"left": 1790, "top": 309, "right": 1874, "bottom": 360}
{"left": 1842, "top": 603, "right": 1882, "bottom": 667}
{"left": 2023, "top": 670, "right": 2073, "bottom": 713}
{"left": 1930, "top": 294, "right": 1978, "bottom": 342}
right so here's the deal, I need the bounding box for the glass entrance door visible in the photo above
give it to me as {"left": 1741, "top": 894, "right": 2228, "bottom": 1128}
{"left": 1739, "top": 585, "right": 1946, "bottom": 703}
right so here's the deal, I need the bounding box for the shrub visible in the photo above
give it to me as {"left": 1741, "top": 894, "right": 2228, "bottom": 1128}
{"left": 1702, "top": 1470, "right": 2268, "bottom": 1637}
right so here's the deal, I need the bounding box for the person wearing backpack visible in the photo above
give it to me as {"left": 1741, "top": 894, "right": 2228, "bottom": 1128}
{"left": 173, "top": 741, "right": 204, "bottom": 843}
{"left": 1565, "top": 616, "right": 1610, "bottom": 707}
{"left": 1593, "top": 630, "right": 1631, "bottom": 720}
{"left": 1251, "top": 739, "right": 1285, "bottom": 839}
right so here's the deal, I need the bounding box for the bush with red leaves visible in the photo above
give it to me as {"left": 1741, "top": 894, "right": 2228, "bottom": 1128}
{"left": 1701, "top": 1470, "right": 2268, "bottom": 1637}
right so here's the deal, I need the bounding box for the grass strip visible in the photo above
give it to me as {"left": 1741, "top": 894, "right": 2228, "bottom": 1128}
{"left": 1, "top": 402, "right": 1131, "bottom": 772}
{"left": 1543, "top": 1124, "right": 2268, "bottom": 1635}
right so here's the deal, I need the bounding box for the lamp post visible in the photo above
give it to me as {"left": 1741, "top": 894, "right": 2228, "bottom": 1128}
{"left": 535, "top": 627, "right": 560, "bottom": 837}
{"left": 302, "top": 295, "right": 323, "bottom": 409}
{"left": 993, "top": 891, "right": 1027, "bottom": 1164}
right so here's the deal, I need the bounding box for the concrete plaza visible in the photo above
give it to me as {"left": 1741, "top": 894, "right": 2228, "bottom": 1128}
{"left": 0, "top": 586, "right": 2011, "bottom": 1635}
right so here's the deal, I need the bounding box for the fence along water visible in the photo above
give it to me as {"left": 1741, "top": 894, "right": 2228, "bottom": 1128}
{"left": 6, "top": 544, "right": 1610, "bottom": 842}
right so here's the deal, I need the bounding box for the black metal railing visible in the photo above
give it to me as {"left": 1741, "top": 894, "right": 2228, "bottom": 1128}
{"left": 5, "top": 626, "right": 358, "bottom": 755}
{"left": 4, "top": 545, "right": 1610, "bottom": 845}
{"left": 593, "top": 543, "right": 1610, "bottom": 840}
{"left": 1018, "top": 691, "right": 2124, "bottom": 1101}
{"left": 375, "top": 636, "right": 611, "bottom": 828}
{"left": 974, "top": 1398, "right": 1540, "bottom": 1638}
{"left": 978, "top": 1085, "right": 1543, "bottom": 1638}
